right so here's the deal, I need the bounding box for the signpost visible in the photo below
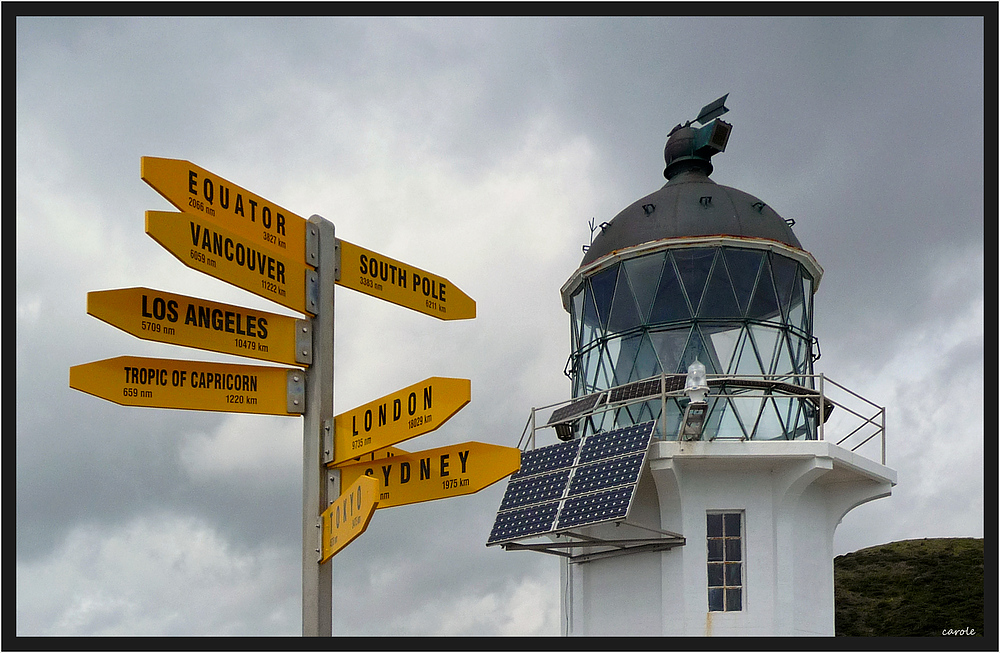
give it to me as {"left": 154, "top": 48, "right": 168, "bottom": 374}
{"left": 71, "top": 156, "right": 509, "bottom": 636}
{"left": 145, "top": 210, "right": 315, "bottom": 316}
{"left": 337, "top": 441, "right": 520, "bottom": 509}
{"left": 87, "top": 287, "right": 312, "bottom": 367}
{"left": 337, "top": 239, "right": 476, "bottom": 321}
{"left": 330, "top": 377, "right": 471, "bottom": 466}
{"left": 319, "top": 475, "right": 379, "bottom": 563}
{"left": 141, "top": 156, "right": 316, "bottom": 268}
{"left": 69, "top": 355, "right": 305, "bottom": 416}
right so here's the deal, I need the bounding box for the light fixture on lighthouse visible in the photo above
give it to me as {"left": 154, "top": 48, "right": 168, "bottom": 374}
{"left": 679, "top": 360, "right": 709, "bottom": 441}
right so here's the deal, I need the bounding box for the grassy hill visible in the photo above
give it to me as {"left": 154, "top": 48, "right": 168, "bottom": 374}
{"left": 834, "top": 537, "right": 984, "bottom": 637}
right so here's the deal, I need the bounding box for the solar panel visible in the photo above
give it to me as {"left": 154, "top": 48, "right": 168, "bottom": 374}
{"left": 499, "top": 469, "right": 571, "bottom": 510}
{"left": 486, "top": 421, "right": 656, "bottom": 546}
{"left": 607, "top": 378, "right": 662, "bottom": 404}
{"left": 567, "top": 452, "right": 645, "bottom": 496}
{"left": 511, "top": 439, "right": 580, "bottom": 480}
{"left": 557, "top": 486, "right": 635, "bottom": 529}
{"left": 578, "top": 422, "right": 655, "bottom": 463}
{"left": 487, "top": 502, "right": 560, "bottom": 544}
{"left": 547, "top": 392, "right": 604, "bottom": 425}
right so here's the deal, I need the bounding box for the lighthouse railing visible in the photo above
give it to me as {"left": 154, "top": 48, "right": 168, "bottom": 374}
{"left": 523, "top": 373, "right": 887, "bottom": 466}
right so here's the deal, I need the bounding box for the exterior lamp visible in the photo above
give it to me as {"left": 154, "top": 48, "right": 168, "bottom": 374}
{"left": 679, "top": 360, "right": 709, "bottom": 441}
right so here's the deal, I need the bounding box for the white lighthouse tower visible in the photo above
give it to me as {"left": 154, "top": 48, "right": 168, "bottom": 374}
{"left": 487, "top": 97, "right": 897, "bottom": 637}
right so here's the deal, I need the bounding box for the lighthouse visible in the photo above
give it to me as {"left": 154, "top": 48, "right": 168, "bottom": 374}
{"left": 487, "top": 97, "right": 897, "bottom": 637}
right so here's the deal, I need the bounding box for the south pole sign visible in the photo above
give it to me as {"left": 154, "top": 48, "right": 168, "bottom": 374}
{"left": 70, "top": 156, "right": 510, "bottom": 636}
{"left": 337, "top": 239, "right": 476, "bottom": 320}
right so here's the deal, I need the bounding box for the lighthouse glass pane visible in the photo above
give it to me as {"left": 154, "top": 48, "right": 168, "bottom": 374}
{"left": 771, "top": 254, "right": 798, "bottom": 320}
{"left": 700, "top": 258, "right": 741, "bottom": 318}
{"left": 648, "top": 259, "right": 690, "bottom": 324}
{"left": 570, "top": 287, "right": 584, "bottom": 351}
{"left": 623, "top": 253, "right": 665, "bottom": 322}
{"left": 589, "top": 265, "right": 618, "bottom": 330}
{"left": 650, "top": 328, "right": 691, "bottom": 374}
{"left": 613, "top": 334, "right": 642, "bottom": 386}
{"left": 672, "top": 248, "right": 715, "bottom": 315}
{"left": 748, "top": 257, "right": 781, "bottom": 323}
{"left": 706, "top": 325, "right": 741, "bottom": 373}
{"left": 724, "top": 249, "right": 763, "bottom": 315}
{"left": 609, "top": 270, "right": 641, "bottom": 332}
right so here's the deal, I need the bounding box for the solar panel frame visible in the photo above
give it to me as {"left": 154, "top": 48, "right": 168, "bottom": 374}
{"left": 487, "top": 421, "right": 657, "bottom": 546}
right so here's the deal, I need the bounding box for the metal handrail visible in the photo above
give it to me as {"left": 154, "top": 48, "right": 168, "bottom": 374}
{"left": 526, "top": 373, "right": 887, "bottom": 465}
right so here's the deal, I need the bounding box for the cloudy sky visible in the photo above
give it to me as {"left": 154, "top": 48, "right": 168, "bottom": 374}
{"left": 16, "top": 14, "right": 985, "bottom": 637}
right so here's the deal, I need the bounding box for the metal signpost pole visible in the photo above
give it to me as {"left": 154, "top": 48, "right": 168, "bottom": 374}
{"left": 302, "top": 215, "right": 336, "bottom": 637}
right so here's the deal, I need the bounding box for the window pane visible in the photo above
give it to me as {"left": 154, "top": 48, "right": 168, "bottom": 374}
{"left": 609, "top": 268, "right": 641, "bottom": 332}
{"left": 590, "top": 265, "right": 618, "bottom": 330}
{"left": 708, "top": 588, "right": 724, "bottom": 612}
{"left": 748, "top": 256, "right": 780, "bottom": 322}
{"left": 623, "top": 253, "right": 665, "bottom": 322}
{"left": 707, "top": 538, "right": 723, "bottom": 561}
{"left": 648, "top": 262, "right": 690, "bottom": 324}
{"left": 700, "top": 258, "right": 741, "bottom": 318}
{"left": 707, "top": 563, "right": 724, "bottom": 587}
{"left": 672, "top": 248, "right": 715, "bottom": 315}
{"left": 725, "top": 588, "right": 742, "bottom": 612}
{"left": 724, "top": 249, "right": 763, "bottom": 315}
{"left": 724, "top": 513, "right": 741, "bottom": 537}
{"left": 725, "top": 562, "right": 742, "bottom": 586}
{"left": 707, "top": 513, "right": 723, "bottom": 537}
{"left": 725, "top": 538, "right": 742, "bottom": 562}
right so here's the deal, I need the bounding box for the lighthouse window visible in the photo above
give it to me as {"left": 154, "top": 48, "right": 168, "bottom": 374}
{"left": 707, "top": 511, "right": 743, "bottom": 612}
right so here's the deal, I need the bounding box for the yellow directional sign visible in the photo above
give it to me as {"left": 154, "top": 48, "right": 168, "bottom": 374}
{"left": 69, "top": 355, "right": 305, "bottom": 416}
{"left": 337, "top": 445, "right": 409, "bottom": 467}
{"left": 329, "top": 377, "right": 471, "bottom": 467}
{"left": 337, "top": 239, "right": 476, "bottom": 321}
{"left": 87, "top": 287, "right": 311, "bottom": 367}
{"left": 337, "top": 441, "right": 520, "bottom": 509}
{"left": 141, "top": 156, "right": 315, "bottom": 268}
{"left": 146, "top": 210, "right": 314, "bottom": 316}
{"left": 320, "top": 475, "right": 379, "bottom": 563}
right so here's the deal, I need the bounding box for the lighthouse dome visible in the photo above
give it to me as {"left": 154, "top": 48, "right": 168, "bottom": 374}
{"left": 581, "top": 148, "right": 803, "bottom": 268}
